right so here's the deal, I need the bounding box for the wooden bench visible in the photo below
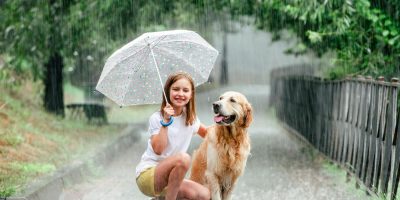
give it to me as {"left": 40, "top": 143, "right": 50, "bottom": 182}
{"left": 65, "top": 103, "right": 108, "bottom": 124}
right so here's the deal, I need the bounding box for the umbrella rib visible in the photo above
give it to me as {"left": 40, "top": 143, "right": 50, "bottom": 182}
{"left": 144, "top": 35, "right": 168, "bottom": 48}
{"left": 151, "top": 35, "right": 168, "bottom": 47}
{"left": 156, "top": 40, "right": 217, "bottom": 53}
{"left": 154, "top": 45, "right": 209, "bottom": 79}
{"left": 114, "top": 45, "right": 148, "bottom": 66}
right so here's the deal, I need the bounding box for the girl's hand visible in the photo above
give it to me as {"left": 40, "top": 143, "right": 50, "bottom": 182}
{"left": 163, "top": 104, "right": 175, "bottom": 121}
{"left": 198, "top": 124, "right": 208, "bottom": 138}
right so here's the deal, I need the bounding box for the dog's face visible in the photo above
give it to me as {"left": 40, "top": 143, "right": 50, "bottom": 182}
{"left": 213, "top": 91, "right": 253, "bottom": 127}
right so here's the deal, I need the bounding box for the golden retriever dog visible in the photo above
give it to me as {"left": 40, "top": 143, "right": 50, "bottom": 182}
{"left": 190, "top": 91, "right": 253, "bottom": 200}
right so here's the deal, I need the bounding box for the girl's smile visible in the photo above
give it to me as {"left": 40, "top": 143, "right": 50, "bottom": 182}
{"left": 169, "top": 78, "right": 192, "bottom": 111}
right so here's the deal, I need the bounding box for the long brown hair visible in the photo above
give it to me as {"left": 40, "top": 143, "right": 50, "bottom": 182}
{"left": 160, "top": 71, "right": 197, "bottom": 126}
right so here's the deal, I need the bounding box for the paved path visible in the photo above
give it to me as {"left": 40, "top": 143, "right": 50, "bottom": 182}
{"left": 60, "top": 85, "right": 376, "bottom": 200}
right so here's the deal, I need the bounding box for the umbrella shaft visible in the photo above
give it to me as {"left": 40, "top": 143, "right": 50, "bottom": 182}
{"left": 150, "top": 46, "right": 169, "bottom": 105}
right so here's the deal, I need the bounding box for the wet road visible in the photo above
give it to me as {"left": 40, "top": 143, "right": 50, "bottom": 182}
{"left": 60, "top": 85, "right": 376, "bottom": 200}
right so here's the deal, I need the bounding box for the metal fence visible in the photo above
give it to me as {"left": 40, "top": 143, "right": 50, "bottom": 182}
{"left": 270, "top": 70, "right": 400, "bottom": 199}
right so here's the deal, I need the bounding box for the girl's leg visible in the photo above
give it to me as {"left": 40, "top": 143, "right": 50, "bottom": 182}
{"left": 177, "top": 179, "right": 210, "bottom": 200}
{"left": 154, "top": 152, "right": 191, "bottom": 200}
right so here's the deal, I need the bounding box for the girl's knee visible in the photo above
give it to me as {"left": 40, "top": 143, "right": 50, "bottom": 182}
{"left": 175, "top": 152, "right": 190, "bottom": 169}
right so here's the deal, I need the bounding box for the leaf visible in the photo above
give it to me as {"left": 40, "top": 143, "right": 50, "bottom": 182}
{"left": 5, "top": 26, "right": 15, "bottom": 39}
{"left": 343, "top": 16, "right": 351, "bottom": 27}
{"left": 384, "top": 20, "right": 392, "bottom": 26}
{"left": 388, "top": 36, "right": 399, "bottom": 46}
{"left": 382, "top": 30, "right": 389, "bottom": 37}
{"left": 306, "top": 31, "right": 322, "bottom": 43}
{"left": 390, "top": 28, "right": 398, "bottom": 36}
{"left": 370, "top": 15, "right": 379, "bottom": 23}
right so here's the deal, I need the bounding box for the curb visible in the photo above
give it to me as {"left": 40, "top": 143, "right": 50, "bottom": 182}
{"left": 8, "top": 123, "right": 146, "bottom": 200}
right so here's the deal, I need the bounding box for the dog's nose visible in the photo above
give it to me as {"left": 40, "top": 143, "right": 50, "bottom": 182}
{"left": 213, "top": 102, "right": 220, "bottom": 113}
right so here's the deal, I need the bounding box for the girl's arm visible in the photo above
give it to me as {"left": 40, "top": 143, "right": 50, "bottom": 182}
{"left": 197, "top": 123, "right": 208, "bottom": 138}
{"left": 151, "top": 126, "right": 169, "bottom": 155}
{"left": 151, "top": 104, "right": 174, "bottom": 155}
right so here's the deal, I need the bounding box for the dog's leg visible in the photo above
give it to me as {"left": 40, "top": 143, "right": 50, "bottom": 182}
{"left": 222, "top": 186, "right": 234, "bottom": 200}
{"left": 221, "top": 175, "right": 238, "bottom": 200}
{"left": 189, "top": 143, "right": 207, "bottom": 184}
{"left": 205, "top": 171, "right": 221, "bottom": 200}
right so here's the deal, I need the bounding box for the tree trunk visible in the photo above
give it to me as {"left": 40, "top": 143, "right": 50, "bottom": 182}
{"left": 43, "top": 52, "right": 65, "bottom": 117}
{"left": 220, "top": 31, "right": 228, "bottom": 85}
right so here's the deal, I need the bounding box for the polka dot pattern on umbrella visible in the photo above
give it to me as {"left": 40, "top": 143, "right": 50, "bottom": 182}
{"left": 96, "top": 30, "right": 219, "bottom": 106}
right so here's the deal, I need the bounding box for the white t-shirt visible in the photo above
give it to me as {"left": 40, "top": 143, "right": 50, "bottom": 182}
{"left": 135, "top": 111, "right": 200, "bottom": 177}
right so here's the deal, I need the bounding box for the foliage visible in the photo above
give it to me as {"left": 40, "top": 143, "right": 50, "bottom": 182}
{"left": 0, "top": 0, "right": 217, "bottom": 87}
{"left": 0, "top": 1, "right": 47, "bottom": 81}
{"left": 3, "top": 0, "right": 399, "bottom": 83}
{"left": 249, "top": 0, "right": 400, "bottom": 79}
{"left": 0, "top": 80, "right": 125, "bottom": 197}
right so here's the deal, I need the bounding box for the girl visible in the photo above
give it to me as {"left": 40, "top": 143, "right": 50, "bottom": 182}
{"left": 136, "top": 72, "right": 210, "bottom": 200}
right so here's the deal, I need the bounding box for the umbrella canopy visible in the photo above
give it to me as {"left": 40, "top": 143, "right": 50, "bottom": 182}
{"left": 96, "top": 30, "right": 219, "bottom": 106}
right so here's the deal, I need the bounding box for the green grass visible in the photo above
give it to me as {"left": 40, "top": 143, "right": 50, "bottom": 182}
{"left": 321, "top": 162, "right": 382, "bottom": 200}
{"left": 10, "top": 162, "right": 56, "bottom": 175}
{"left": 0, "top": 81, "right": 161, "bottom": 197}
{"left": 64, "top": 82, "right": 85, "bottom": 103}
{"left": 0, "top": 81, "right": 131, "bottom": 197}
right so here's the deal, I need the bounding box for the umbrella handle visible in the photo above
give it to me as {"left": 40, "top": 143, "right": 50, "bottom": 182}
{"left": 149, "top": 45, "right": 169, "bottom": 105}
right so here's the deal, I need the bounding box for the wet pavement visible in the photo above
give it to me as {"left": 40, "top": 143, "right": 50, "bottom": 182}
{"left": 60, "top": 85, "right": 376, "bottom": 200}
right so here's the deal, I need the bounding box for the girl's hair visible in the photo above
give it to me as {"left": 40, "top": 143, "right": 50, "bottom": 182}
{"left": 160, "top": 71, "right": 196, "bottom": 126}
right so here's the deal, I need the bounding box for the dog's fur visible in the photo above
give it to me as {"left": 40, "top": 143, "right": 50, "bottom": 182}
{"left": 190, "top": 91, "right": 252, "bottom": 200}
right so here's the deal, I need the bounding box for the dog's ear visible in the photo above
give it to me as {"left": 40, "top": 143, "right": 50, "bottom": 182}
{"left": 243, "top": 103, "right": 253, "bottom": 128}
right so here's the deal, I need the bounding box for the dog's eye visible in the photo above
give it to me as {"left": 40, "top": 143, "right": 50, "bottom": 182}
{"left": 230, "top": 98, "right": 236, "bottom": 103}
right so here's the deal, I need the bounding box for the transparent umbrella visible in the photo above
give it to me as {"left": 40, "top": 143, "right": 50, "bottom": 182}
{"left": 96, "top": 30, "right": 219, "bottom": 106}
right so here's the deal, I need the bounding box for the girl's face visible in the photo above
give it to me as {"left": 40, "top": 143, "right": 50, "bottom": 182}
{"left": 169, "top": 78, "right": 192, "bottom": 108}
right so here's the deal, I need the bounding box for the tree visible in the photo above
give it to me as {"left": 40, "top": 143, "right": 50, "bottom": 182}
{"left": 0, "top": 0, "right": 150, "bottom": 115}
{"left": 0, "top": 0, "right": 228, "bottom": 117}
{"left": 1, "top": 0, "right": 79, "bottom": 116}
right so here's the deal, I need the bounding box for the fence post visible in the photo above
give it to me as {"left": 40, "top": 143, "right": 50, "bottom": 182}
{"left": 371, "top": 76, "right": 386, "bottom": 192}
{"left": 360, "top": 76, "right": 373, "bottom": 184}
{"left": 356, "top": 76, "right": 367, "bottom": 182}
{"left": 390, "top": 78, "right": 400, "bottom": 200}
{"left": 346, "top": 79, "right": 355, "bottom": 182}
{"left": 365, "top": 77, "right": 377, "bottom": 189}
{"left": 379, "top": 78, "right": 398, "bottom": 196}
{"left": 351, "top": 78, "right": 362, "bottom": 175}
{"left": 342, "top": 77, "right": 351, "bottom": 167}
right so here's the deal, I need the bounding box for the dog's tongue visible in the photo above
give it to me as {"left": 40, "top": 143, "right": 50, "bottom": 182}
{"left": 214, "top": 115, "right": 224, "bottom": 123}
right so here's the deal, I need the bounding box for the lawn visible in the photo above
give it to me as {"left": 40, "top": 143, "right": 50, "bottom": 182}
{"left": 0, "top": 81, "right": 157, "bottom": 197}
